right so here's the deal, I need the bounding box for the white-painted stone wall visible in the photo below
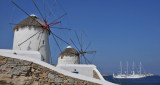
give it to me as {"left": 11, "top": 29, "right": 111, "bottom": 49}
{"left": 56, "top": 64, "right": 105, "bottom": 81}
{"left": 0, "top": 52, "right": 118, "bottom": 85}
{"left": 13, "top": 26, "right": 50, "bottom": 63}
{"left": 58, "top": 56, "right": 80, "bottom": 64}
{"left": 0, "top": 49, "right": 41, "bottom": 61}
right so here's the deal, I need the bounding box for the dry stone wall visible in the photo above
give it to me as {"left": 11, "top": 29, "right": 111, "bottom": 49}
{"left": 0, "top": 56, "right": 100, "bottom": 85}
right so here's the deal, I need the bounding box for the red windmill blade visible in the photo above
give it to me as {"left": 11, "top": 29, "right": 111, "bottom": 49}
{"left": 31, "top": 0, "right": 68, "bottom": 32}
{"left": 50, "top": 27, "right": 71, "bottom": 30}
{"left": 31, "top": 0, "right": 61, "bottom": 32}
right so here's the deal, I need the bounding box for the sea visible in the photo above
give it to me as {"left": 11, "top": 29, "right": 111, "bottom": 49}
{"left": 104, "top": 75, "right": 160, "bottom": 85}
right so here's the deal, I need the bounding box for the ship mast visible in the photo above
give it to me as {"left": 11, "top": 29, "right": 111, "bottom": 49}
{"left": 132, "top": 61, "right": 135, "bottom": 75}
{"left": 126, "top": 61, "right": 128, "bottom": 75}
{"left": 120, "top": 61, "right": 122, "bottom": 75}
{"left": 140, "top": 62, "right": 142, "bottom": 75}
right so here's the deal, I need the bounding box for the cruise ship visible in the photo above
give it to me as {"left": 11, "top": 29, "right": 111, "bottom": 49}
{"left": 113, "top": 61, "right": 146, "bottom": 79}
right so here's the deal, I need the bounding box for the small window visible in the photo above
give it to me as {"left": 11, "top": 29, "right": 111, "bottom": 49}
{"left": 74, "top": 69, "right": 77, "bottom": 71}
{"left": 43, "top": 40, "right": 45, "bottom": 45}
{"left": 72, "top": 69, "right": 79, "bottom": 74}
{"left": 16, "top": 28, "right": 19, "bottom": 31}
{"left": 72, "top": 72, "right": 79, "bottom": 74}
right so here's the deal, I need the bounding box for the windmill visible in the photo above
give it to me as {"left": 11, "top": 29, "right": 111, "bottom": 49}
{"left": 70, "top": 31, "right": 96, "bottom": 64}
{"left": 10, "top": 0, "right": 71, "bottom": 63}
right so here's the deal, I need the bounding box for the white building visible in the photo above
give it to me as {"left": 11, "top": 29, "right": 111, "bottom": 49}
{"left": 12, "top": 14, "right": 50, "bottom": 63}
{"left": 57, "top": 46, "right": 105, "bottom": 81}
{"left": 58, "top": 46, "right": 80, "bottom": 64}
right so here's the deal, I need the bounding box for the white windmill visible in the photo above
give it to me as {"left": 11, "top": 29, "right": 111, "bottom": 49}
{"left": 58, "top": 32, "right": 96, "bottom": 64}
{"left": 13, "top": 14, "right": 51, "bottom": 63}
{"left": 11, "top": 0, "right": 70, "bottom": 63}
{"left": 58, "top": 46, "right": 80, "bottom": 64}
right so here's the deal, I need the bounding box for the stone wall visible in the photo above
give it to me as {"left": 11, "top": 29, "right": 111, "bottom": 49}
{"left": 0, "top": 56, "right": 100, "bottom": 85}
{"left": 93, "top": 70, "right": 100, "bottom": 79}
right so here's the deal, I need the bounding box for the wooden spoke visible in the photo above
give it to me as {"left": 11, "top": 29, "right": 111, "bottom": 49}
{"left": 11, "top": 1, "right": 30, "bottom": 17}
{"left": 86, "top": 51, "right": 96, "bottom": 54}
{"left": 83, "top": 55, "right": 92, "bottom": 64}
{"left": 50, "top": 27, "right": 71, "bottom": 30}
{"left": 32, "top": 0, "right": 45, "bottom": 21}
{"left": 47, "top": 0, "right": 57, "bottom": 21}
{"left": 81, "top": 31, "right": 83, "bottom": 48}
{"left": 51, "top": 13, "right": 67, "bottom": 23}
{"left": 85, "top": 42, "right": 91, "bottom": 51}
{"left": 75, "top": 31, "right": 82, "bottom": 49}
{"left": 43, "top": 0, "right": 46, "bottom": 19}
{"left": 50, "top": 32, "right": 62, "bottom": 52}
{"left": 18, "top": 30, "right": 42, "bottom": 46}
{"left": 11, "top": 1, "right": 43, "bottom": 26}
{"left": 70, "top": 38, "right": 80, "bottom": 52}
{"left": 51, "top": 32, "right": 70, "bottom": 45}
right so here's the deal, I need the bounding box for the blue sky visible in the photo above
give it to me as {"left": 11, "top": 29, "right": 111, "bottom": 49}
{"left": 0, "top": 0, "right": 160, "bottom": 74}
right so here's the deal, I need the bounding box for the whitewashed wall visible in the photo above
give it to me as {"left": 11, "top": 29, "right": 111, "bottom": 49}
{"left": 13, "top": 26, "right": 50, "bottom": 63}
{"left": 56, "top": 64, "right": 105, "bottom": 80}
{"left": 0, "top": 52, "right": 118, "bottom": 85}
{"left": 0, "top": 49, "right": 41, "bottom": 61}
{"left": 58, "top": 56, "right": 80, "bottom": 64}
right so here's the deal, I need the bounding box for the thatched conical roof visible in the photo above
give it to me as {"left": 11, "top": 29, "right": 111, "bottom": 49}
{"left": 58, "top": 46, "right": 79, "bottom": 57}
{"left": 13, "top": 14, "right": 44, "bottom": 31}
